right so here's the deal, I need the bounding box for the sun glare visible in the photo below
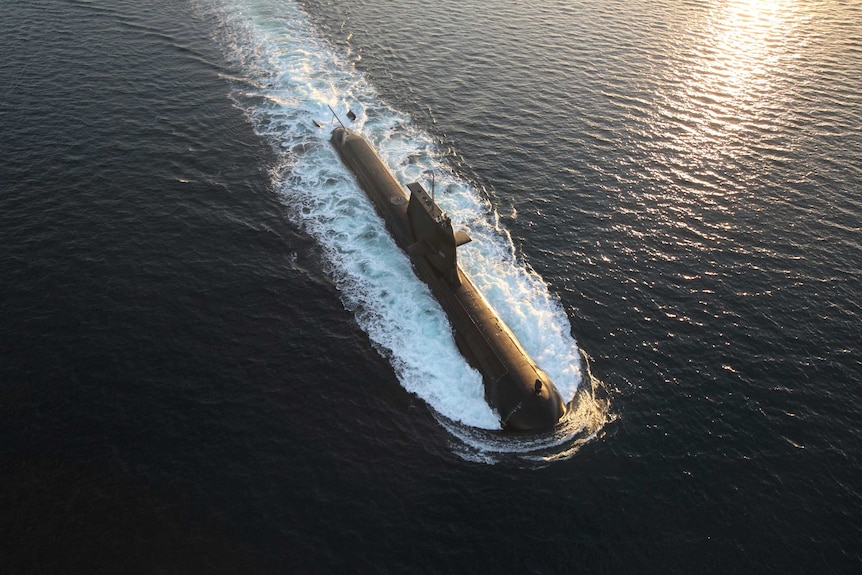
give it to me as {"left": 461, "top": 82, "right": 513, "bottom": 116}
{"left": 707, "top": 0, "right": 794, "bottom": 95}
{"left": 661, "top": 0, "right": 808, "bottom": 166}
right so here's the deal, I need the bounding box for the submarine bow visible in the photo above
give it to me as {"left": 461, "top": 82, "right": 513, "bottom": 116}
{"left": 330, "top": 126, "right": 565, "bottom": 431}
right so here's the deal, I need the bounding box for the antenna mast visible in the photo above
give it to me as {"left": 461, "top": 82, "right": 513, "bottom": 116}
{"left": 327, "top": 104, "right": 345, "bottom": 128}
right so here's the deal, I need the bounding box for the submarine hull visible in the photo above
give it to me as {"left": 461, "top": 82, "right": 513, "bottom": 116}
{"left": 330, "top": 127, "right": 565, "bottom": 431}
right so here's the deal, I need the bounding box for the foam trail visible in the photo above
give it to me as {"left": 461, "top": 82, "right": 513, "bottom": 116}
{"left": 198, "top": 0, "right": 585, "bottom": 440}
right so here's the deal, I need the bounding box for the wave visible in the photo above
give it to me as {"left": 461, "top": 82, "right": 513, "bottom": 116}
{"left": 197, "top": 0, "right": 608, "bottom": 460}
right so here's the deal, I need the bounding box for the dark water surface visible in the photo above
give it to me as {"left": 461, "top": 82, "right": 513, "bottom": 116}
{"left": 2, "top": 0, "right": 860, "bottom": 572}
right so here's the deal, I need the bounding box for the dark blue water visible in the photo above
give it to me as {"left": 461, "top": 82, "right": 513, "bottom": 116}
{"left": 2, "top": 0, "right": 860, "bottom": 572}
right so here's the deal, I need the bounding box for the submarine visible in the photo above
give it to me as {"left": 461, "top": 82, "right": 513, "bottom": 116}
{"left": 330, "top": 125, "right": 566, "bottom": 431}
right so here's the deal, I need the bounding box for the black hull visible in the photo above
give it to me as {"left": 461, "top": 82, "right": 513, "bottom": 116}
{"left": 331, "top": 127, "right": 565, "bottom": 431}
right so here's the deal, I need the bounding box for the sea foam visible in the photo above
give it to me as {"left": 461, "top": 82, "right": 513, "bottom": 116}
{"left": 200, "top": 0, "right": 582, "bottom": 434}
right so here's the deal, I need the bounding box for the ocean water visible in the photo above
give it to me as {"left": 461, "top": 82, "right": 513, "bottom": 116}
{"left": 1, "top": 0, "right": 860, "bottom": 573}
